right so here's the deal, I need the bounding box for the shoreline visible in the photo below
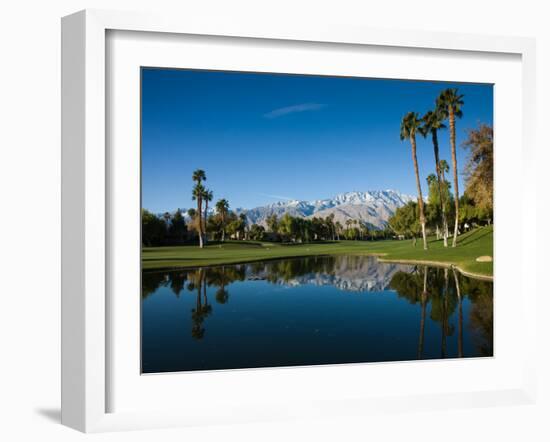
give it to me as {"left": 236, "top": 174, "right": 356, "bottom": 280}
{"left": 377, "top": 257, "right": 493, "bottom": 281}
{"left": 142, "top": 251, "right": 493, "bottom": 281}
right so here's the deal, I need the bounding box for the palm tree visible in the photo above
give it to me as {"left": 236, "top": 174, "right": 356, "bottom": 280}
{"left": 203, "top": 189, "right": 213, "bottom": 243}
{"left": 400, "top": 112, "right": 428, "bottom": 250}
{"left": 422, "top": 109, "right": 449, "bottom": 247}
{"left": 345, "top": 219, "right": 352, "bottom": 239}
{"left": 191, "top": 169, "right": 207, "bottom": 248}
{"left": 215, "top": 198, "right": 230, "bottom": 242}
{"left": 192, "top": 183, "right": 206, "bottom": 248}
{"left": 187, "top": 207, "right": 197, "bottom": 229}
{"left": 162, "top": 212, "right": 171, "bottom": 234}
{"left": 335, "top": 221, "right": 342, "bottom": 241}
{"left": 437, "top": 89, "right": 464, "bottom": 247}
{"left": 238, "top": 213, "right": 247, "bottom": 240}
{"left": 326, "top": 213, "right": 336, "bottom": 240}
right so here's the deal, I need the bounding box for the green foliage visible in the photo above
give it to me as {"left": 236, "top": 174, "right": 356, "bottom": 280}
{"left": 141, "top": 209, "right": 167, "bottom": 246}
{"left": 169, "top": 209, "right": 188, "bottom": 242}
{"left": 142, "top": 209, "right": 188, "bottom": 246}
{"left": 388, "top": 201, "right": 420, "bottom": 237}
{"left": 262, "top": 213, "right": 365, "bottom": 243}
{"left": 459, "top": 194, "right": 492, "bottom": 226}
{"left": 463, "top": 124, "right": 493, "bottom": 218}
{"left": 249, "top": 224, "right": 266, "bottom": 241}
{"left": 278, "top": 213, "right": 296, "bottom": 241}
{"left": 206, "top": 213, "right": 223, "bottom": 239}
{"left": 425, "top": 175, "right": 453, "bottom": 229}
{"left": 266, "top": 214, "right": 279, "bottom": 233}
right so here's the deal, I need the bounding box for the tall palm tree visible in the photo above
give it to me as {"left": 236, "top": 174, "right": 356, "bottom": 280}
{"left": 439, "top": 159, "right": 451, "bottom": 224}
{"left": 192, "top": 183, "right": 206, "bottom": 248}
{"left": 400, "top": 112, "right": 428, "bottom": 250}
{"left": 215, "top": 198, "right": 230, "bottom": 242}
{"left": 327, "top": 213, "right": 336, "bottom": 241}
{"left": 163, "top": 212, "right": 171, "bottom": 234}
{"left": 437, "top": 89, "right": 464, "bottom": 247}
{"left": 335, "top": 221, "right": 342, "bottom": 241}
{"left": 345, "top": 219, "right": 352, "bottom": 239}
{"left": 422, "top": 109, "right": 449, "bottom": 247}
{"left": 238, "top": 213, "right": 247, "bottom": 240}
{"left": 203, "top": 189, "right": 213, "bottom": 243}
{"left": 191, "top": 169, "right": 207, "bottom": 248}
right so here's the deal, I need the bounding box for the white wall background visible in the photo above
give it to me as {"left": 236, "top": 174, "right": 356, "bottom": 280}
{"left": 0, "top": 1, "right": 547, "bottom": 441}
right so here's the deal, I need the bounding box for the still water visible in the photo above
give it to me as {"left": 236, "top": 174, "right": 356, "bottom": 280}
{"left": 142, "top": 255, "right": 493, "bottom": 373}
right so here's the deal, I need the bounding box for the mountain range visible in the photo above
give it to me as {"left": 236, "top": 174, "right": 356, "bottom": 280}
{"left": 236, "top": 190, "right": 415, "bottom": 230}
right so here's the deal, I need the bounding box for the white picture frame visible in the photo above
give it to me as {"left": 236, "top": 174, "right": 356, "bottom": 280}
{"left": 61, "top": 9, "right": 537, "bottom": 433}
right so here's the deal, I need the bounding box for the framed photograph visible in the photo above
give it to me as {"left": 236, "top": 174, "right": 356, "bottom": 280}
{"left": 61, "top": 9, "right": 537, "bottom": 432}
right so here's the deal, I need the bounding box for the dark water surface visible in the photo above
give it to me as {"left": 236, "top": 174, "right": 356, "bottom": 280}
{"left": 141, "top": 256, "right": 493, "bottom": 373}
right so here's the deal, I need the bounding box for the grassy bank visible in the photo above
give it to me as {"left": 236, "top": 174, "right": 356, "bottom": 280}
{"left": 142, "top": 226, "right": 493, "bottom": 278}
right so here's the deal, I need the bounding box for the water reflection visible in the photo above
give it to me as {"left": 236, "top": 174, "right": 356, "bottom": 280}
{"left": 389, "top": 265, "right": 493, "bottom": 358}
{"left": 142, "top": 256, "right": 493, "bottom": 372}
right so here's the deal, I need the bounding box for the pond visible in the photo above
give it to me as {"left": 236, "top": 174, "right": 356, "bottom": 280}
{"left": 141, "top": 255, "right": 493, "bottom": 373}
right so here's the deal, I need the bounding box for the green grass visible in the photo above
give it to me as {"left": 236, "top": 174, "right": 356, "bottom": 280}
{"left": 142, "top": 226, "right": 493, "bottom": 278}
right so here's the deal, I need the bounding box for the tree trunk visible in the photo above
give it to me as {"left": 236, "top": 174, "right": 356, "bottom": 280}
{"left": 411, "top": 135, "right": 428, "bottom": 250}
{"left": 449, "top": 108, "right": 460, "bottom": 247}
{"left": 197, "top": 199, "right": 204, "bottom": 248}
{"left": 440, "top": 169, "right": 450, "bottom": 239}
{"left": 221, "top": 213, "right": 225, "bottom": 242}
{"left": 432, "top": 130, "right": 449, "bottom": 247}
{"left": 203, "top": 200, "right": 208, "bottom": 245}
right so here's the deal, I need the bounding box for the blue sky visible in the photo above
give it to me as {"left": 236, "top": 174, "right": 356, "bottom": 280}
{"left": 141, "top": 68, "right": 493, "bottom": 213}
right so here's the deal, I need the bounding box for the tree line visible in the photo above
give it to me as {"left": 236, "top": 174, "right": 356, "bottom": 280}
{"left": 142, "top": 168, "right": 396, "bottom": 247}
{"left": 257, "top": 212, "right": 393, "bottom": 243}
{"left": 398, "top": 88, "right": 493, "bottom": 248}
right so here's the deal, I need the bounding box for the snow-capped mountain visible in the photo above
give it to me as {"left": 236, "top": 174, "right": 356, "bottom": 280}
{"left": 238, "top": 190, "right": 415, "bottom": 230}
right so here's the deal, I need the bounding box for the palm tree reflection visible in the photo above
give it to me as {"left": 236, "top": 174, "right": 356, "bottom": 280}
{"left": 453, "top": 268, "right": 464, "bottom": 358}
{"left": 417, "top": 266, "right": 428, "bottom": 359}
{"left": 185, "top": 265, "right": 246, "bottom": 339}
{"left": 187, "top": 269, "right": 212, "bottom": 340}
{"left": 390, "top": 265, "right": 492, "bottom": 359}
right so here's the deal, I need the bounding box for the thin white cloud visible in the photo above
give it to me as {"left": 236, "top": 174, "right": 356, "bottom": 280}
{"left": 257, "top": 193, "right": 295, "bottom": 201}
{"left": 263, "top": 103, "right": 326, "bottom": 119}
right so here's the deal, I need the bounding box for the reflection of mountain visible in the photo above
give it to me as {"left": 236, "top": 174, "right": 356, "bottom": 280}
{"left": 246, "top": 256, "right": 413, "bottom": 292}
